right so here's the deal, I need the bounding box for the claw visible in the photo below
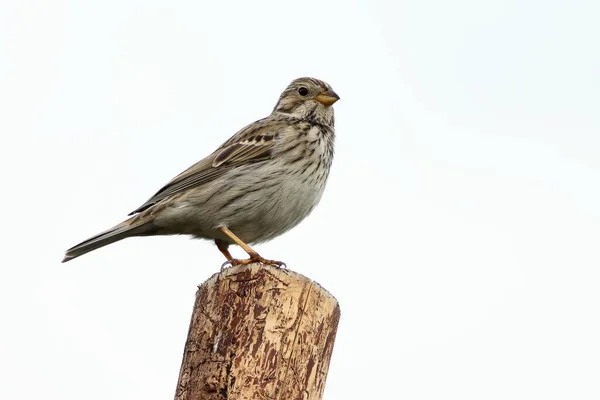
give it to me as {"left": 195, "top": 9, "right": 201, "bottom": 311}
{"left": 220, "top": 260, "right": 233, "bottom": 271}
{"left": 271, "top": 260, "right": 287, "bottom": 269}
{"left": 254, "top": 256, "right": 286, "bottom": 268}
{"left": 222, "top": 256, "right": 286, "bottom": 269}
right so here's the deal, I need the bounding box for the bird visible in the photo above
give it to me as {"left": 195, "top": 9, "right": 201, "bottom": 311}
{"left": 62, "top": 77, "right": 339, "bottom": 267}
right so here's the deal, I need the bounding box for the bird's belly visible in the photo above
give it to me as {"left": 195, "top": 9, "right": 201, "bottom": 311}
{"left": 222, "top": 172, "right": 325, "bottom": 243}
{"left": 155, "top": 162, "right": 327, "bottom": 244}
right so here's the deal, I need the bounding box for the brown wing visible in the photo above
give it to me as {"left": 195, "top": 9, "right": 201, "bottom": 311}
{"left": 128, "top": 117, "right": 287, "bottom": 215}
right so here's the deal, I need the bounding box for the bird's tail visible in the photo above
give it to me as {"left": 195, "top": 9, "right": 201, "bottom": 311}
{"left": 62, "top": 216, "right": 154, "bottom": 263}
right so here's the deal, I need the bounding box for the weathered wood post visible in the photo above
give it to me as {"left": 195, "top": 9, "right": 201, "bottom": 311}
{"left": 174, "top": 263, "right": 340, "bottom": 400}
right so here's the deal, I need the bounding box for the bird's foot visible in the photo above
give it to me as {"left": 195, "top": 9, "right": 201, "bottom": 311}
{"left": 221, "top": 254, "right": 286, "bottom": 270}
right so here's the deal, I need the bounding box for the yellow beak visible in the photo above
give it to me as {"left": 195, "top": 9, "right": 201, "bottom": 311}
{"left": 315, "top": 89, "right": 340, "bottom": 106}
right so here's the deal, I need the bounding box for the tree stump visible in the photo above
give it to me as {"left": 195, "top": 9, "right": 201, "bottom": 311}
{"left": 174, "top": 263, "right": 340, "bottom": 400}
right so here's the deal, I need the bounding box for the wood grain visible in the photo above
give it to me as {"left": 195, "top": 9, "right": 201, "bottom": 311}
{"left": 174, "top": 263, "right": 340, "bottom": 400}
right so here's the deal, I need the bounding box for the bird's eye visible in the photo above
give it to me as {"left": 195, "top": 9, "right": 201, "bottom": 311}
{"left": 298, "top": 87, "right": 309, "bottom": 96}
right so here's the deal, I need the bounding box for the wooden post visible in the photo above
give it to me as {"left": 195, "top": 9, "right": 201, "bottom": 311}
{"left": 174, "top": 263, "right": 340, "bottom": 400}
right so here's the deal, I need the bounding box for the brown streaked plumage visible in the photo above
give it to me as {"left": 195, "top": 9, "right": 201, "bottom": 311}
{"left": 63, "top": 77, "right": 339, "bottom": 266}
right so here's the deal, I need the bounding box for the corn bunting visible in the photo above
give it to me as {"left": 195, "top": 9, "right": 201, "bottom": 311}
{"left": 63, "top": 77, "right": 339, "bottom": 266}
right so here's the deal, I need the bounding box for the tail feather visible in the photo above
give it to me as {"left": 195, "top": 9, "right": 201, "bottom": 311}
{"left": 62, "top": 218, "right": 154, "bottom": 263}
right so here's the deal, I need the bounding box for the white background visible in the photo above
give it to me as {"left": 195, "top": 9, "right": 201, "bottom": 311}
{"left": 1, "top": 0, "right": 599, "bottom": 399}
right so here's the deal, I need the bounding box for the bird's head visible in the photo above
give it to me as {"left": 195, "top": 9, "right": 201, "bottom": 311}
{"left": 273, "top": 77, "right": 339, "bottom": 125}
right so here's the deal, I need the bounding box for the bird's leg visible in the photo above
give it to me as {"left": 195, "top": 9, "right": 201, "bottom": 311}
{"left": 218, "top": 227, "right": 286, "bottom": 268}
{"left": 215, "top": 240, "right": 233, "bottom": 261}
{"left": 219, "top": 227, "right": 258, "bottom": 258}
{"left": 216, "top": 240, "right": 236, "bottom": 271}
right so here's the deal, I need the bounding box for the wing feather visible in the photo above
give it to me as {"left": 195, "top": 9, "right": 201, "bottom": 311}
{"left": 128, "top": 118, "right": 287, "bottom": 215}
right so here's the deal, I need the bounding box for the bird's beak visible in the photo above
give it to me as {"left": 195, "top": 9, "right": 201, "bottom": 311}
{"left": 315, "top": 89, "right": 340, "bottom": 106}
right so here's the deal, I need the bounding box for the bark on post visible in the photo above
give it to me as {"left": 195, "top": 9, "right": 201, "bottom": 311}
{"left": 174, "top": 263, "right": 340, "bottom": 400}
